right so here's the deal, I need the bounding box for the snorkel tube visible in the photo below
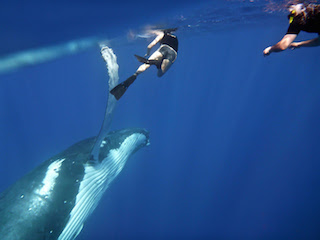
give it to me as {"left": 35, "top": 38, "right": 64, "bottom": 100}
{"left": 288, "top": 10, "right": 296, "bottom": 23}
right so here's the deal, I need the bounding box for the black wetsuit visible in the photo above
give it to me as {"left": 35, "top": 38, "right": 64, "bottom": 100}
{"left": 160, "top": 34, "right": 178, "bottom": 52}
{"left": 287, "top": 6, "right": 320, "bottom": 34}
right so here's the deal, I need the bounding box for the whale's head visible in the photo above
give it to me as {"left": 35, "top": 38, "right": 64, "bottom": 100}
{"left": 57, "top": 128, "right": 150, "bottom": 240}
{"left": 0, "top": 127, "right": 150, "bottom": 240}
{"left": 98, "top": 128, "right": 150, "bottom": 163}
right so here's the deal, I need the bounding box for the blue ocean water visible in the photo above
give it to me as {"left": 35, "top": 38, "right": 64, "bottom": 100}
{"left": 1, "top": 0, "right": 320, "bottom": 239}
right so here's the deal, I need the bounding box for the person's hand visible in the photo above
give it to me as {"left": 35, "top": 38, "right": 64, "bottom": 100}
{"left": 144, "top": 47, "right": 151, "bottom": 57}
{"left": 289, "top": 42, "right": 301, "bottom": 50}
{"left": 263, "top": 46, "right": 272, "bottom": 56}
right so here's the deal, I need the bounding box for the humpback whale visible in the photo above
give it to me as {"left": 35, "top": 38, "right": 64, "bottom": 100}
{"left": 0, "top": 128, "right": 149, "bottom": 240}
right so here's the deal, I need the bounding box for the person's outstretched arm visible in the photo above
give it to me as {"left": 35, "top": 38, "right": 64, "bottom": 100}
{"left": 290, "top": 36, "right": 320, "bottom": 49}
{"left": 263, "top": 34, "right": 297, "bottom": 56}
{"left": 145, "top": 31, "right": 165, "bottom": 56}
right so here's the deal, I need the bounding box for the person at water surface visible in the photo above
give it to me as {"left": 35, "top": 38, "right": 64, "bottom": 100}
{"left": 110, "top": 28, "right": 178, "bottom": 100}
{"left": 263, "top": 3, "right": 320, "bottom": 56}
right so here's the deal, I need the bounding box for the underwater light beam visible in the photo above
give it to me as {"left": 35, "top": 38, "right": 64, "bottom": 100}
{"left": 0, "top": 38, "right": 99, "bottom": 75}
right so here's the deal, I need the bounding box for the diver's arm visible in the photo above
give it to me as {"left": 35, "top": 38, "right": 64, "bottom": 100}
{"left": 263, "top": 34, "right": 297, "bottom": 56}
{"left": 290, "top": 36, "right": 320, "bottom": 49}
{"left": 145, "top": 32, "right": 165, "bottom": 56}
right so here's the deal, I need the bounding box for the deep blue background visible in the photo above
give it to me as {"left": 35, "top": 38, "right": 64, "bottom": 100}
{"left": 1, "top": 1, "right": 320, "bottom": 239}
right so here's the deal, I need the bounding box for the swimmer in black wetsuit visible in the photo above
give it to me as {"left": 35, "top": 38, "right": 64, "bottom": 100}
{"left": 110, "top": 28, "right": 178, "bottom": 100}
{"left": 263, "top": 3, "right": 320, "bottom": 56}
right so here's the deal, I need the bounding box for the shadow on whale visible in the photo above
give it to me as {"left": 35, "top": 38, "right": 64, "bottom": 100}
{"left": 0, "top": 128, "right": 149, "bottom": 240}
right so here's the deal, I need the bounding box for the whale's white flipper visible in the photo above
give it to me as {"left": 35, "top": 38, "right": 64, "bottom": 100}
{"left": 90, "top": 46, "right": 120, "bottom": 163}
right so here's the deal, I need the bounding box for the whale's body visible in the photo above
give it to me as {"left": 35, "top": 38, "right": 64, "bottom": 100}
{"left": 0, "top": 128, "right": 149, "bottom": 240}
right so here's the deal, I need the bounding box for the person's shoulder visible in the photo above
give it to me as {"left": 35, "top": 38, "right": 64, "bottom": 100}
{"left": 287, "top": 18, "right": 301, "bottom": 34}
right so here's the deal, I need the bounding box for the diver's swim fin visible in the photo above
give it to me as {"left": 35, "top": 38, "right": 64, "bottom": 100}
{"left": 134, "top": 54, "right": 149, "bottom": 64}
{"left": 110, "top": 74, "right": 137, "bottom": 100}
{"left": 134, "top": 54, "right": 161, "bottom": 69}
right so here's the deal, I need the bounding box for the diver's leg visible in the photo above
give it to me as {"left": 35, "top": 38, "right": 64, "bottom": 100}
{"left": 157, "top": 59, "right": 173, "bottom": 77}
{"left": 148, "top": 50, "right": 163, "bottom": 61}
{"left": 110, "top": 50, "right": 165, "bottom": 100}
{"left": 135, "top": 50, "right": 163, "bottom": 74}
{"left": 135, "top": 63, "right": 151, "bottom": 75}
{"left": 157, "top": 45, "right": 177, "bottom": 77}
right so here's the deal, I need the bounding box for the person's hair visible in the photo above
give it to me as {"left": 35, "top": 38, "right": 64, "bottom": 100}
{"left": 163, "top": 28, "right": 178, "bottom": 35}
{"left": 291, "top": 3, "right": 320, "bottom": 24}
{"left": 306, "top": 3, "right": 320, "bottom": 15}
